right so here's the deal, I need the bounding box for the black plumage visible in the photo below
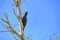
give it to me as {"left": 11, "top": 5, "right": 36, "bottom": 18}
{"left": 22, "top": 12, "right": 27, "bottom": 31}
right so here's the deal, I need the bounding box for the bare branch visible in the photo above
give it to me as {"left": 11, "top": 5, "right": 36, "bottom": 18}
{"left": 11, "top": 33, "right": 19, "bottom": 40}
{"left": 13, "top": 8, "right": 18, "bottom": 19}
{"left": 50, "top": 32, "right": 57, "bottom": 40}
{"left": 1, "top": 18, "right": 8, "bottom": 23}
{"left": 0, "top": 30, "right": 10, "bottom": 32}
{"left": 1, "top": 12, "right": 9, "bottom": 24}
{"left": 0, "top": 0, "right": 27, "bottom": 40}
{"left": 4, "top": 12, "right": 8, "bottom": 20}
{"left": 0, "top": 12, "right": 21, "bottom": 39}
{"left": 15, "top": 0, "right": 25, "bottom": 40}
{"left": 13, "top": 0, "right": 21, "bottom": 8}
{"left": 0, "top": 21, "right": 7, "bottom": 28}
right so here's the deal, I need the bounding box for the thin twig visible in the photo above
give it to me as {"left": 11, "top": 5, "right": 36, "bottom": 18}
{"left": 0, "top": 21, "right": 7, "bottom": 28}
{"left": 0, "top": 30, "right": 10, "bottom": 32}
{"left": 1, "top": 12, "right": 21, "bottom": 39}
{"left": 1, "top": 18, "right": 8, "bottom": 23}
{"left": 11, "top": 33, "right": 19, "bottom": 40}
{"left": 4, "top": 12, "right": 9, "bottom": 21}
{"left": 13, "top": 8, "right": 18, "bottom": 19}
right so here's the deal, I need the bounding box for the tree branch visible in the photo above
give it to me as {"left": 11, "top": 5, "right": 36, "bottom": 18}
{"left": 13, "top": 8, "right": 18, "bottom": 19}
{"left": 0, "top": 12, "right": 21, "bottom": 39}
{"left": 4, "top": 12, "right": 9, "bottom": 21}
{"left": 11, "top": 33, "right": 19, "bottom": 40}
{"left": 0, "top": 21, "right": 8, "bottom": 28}
{"left": 14, "top": 0, "right": 24, "bottom": 40}
{"left": 0, "top": 0, "right": 26, "bottom": 40}
{"left": 1, "top": 18, "right": 8, "bottom": 23}
{"left": 0, "top": 30, "right": 10, "bottom": 32}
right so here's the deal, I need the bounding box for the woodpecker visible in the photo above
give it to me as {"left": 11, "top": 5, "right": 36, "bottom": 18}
{"left": 22, "top": 12, "right": 27, "bottom": 31}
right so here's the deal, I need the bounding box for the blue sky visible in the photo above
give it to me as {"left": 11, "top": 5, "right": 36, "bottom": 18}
{"left": 0, "top": 0, "right": 60, "bottom": 40}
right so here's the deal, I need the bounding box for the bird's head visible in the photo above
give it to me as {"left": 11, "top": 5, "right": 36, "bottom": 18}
{"left": 24, "top": 12, "right": 28, "bottom": 17}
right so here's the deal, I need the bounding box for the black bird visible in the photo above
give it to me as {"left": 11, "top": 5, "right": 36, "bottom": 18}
{"left": 22, "top": 12, "right": 28, "bottom": 31}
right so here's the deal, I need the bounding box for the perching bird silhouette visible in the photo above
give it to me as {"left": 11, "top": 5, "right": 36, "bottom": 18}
{"left": 22, "top": 12, "right": 28, "bottom": 31}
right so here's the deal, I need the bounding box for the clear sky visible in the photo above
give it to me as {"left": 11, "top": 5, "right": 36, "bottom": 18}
{"left": 0, "top": 0, "right": 60, "bottom": 40}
